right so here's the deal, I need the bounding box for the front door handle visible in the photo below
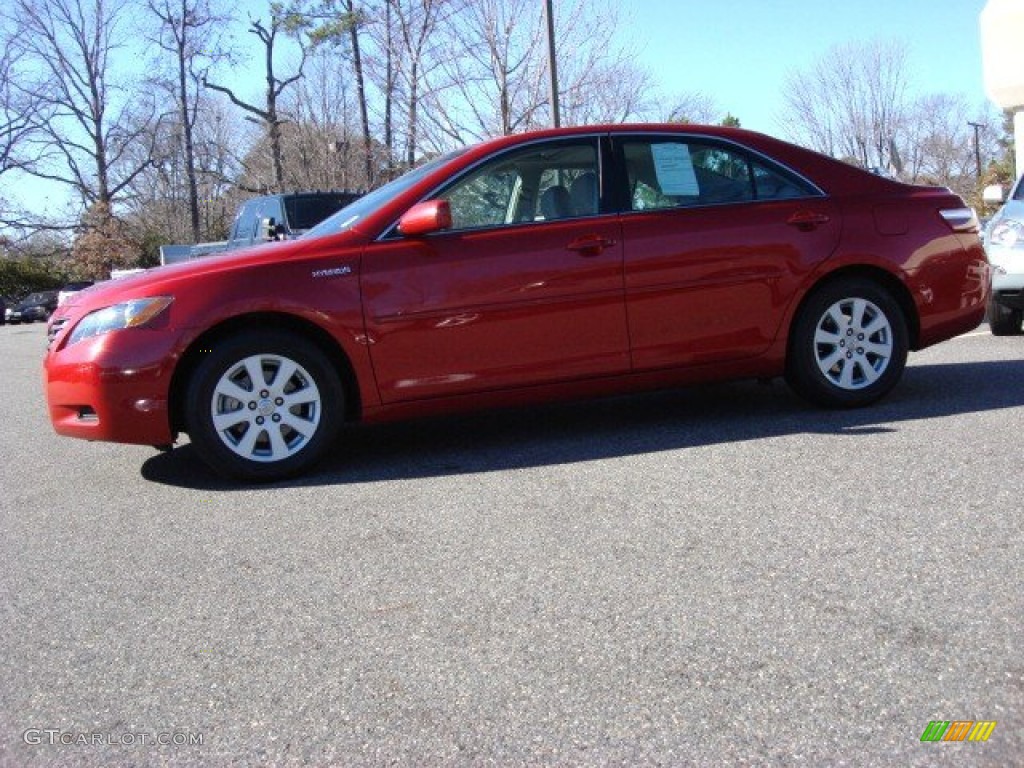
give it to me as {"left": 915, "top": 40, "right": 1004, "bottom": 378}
{"left": 787, "top": 210, "right": 831, "bottom": 231}
{"left": 567, "top": 235, "right": 616, "bottom": 255}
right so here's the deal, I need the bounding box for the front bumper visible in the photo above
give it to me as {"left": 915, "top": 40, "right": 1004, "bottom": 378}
{"left": 988, "top": 244, "right": 1024, "bottom": 310}
{"left": 45, "top": 327, "right": 180, "bottom": 446}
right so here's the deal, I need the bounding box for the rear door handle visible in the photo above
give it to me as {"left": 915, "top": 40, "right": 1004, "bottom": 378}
{"left": 567, "top": 235, "right": 616, "bottom": 255}
{"left": 787, "top": 210, "right": 831, "bottom": 231}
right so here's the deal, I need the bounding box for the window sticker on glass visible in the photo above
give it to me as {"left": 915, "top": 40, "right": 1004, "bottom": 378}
{"left": 651, "top": 143, "right": 699, "bottom": 196}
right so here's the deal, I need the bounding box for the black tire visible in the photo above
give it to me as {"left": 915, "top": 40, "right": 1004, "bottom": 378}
{"left": 185, "top": 330, "right": 344, "bottom": 481}
{"left": 786, "top": 278, "right": 909, "bottom": 408}
{"left": 987, "top": 299, "right": 1023, "bottom": 336}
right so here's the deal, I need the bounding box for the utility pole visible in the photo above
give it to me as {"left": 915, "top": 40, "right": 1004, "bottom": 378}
{"left": 968, "top": 121, "right": 984, "bottom": 179}
{"left": 544, "top": 0, "right": 560, "bottom": 128}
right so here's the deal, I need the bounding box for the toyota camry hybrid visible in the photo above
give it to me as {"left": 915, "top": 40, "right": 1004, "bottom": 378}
{"left": 45, "top": 125, "right": 989, "bottom": 481}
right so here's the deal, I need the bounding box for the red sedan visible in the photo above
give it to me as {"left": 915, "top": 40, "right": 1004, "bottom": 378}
{"left": 45, "top": 125, "right": 989, "bottom": 480}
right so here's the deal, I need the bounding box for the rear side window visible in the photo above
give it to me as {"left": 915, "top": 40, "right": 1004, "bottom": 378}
{"left": 619, "top": 138, "right": 814, "bottom": 211}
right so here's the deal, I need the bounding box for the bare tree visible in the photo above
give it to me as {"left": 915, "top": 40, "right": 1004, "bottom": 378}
{"left": 10, "top": 0, "right": 160, "bottom": 212}
{"left": 665, "top": 91, "right": 721, "bottom": 125}
{"left": 298, "top": 0, "right": 376, "bottom": 183}
{"left": 422, "top": 0, "right": 547, "bottom": 147}
{"left": 781, "top": 39, "right": 910, "bottom": 172}
{"left": 203, "top": 8, "right": 313, "bottom": 192}
{"left": 277, "top": 49, "right": 368, "bottom": 190}
{"left": 0, "top": 21, "right": 44, "bottom": 230}
{"left": 147, "top": 0, "right": 229, "bottom": 241}
{"left": 0, "top": 35, "right": 35, "bottom": 178}
{"left": 900, "top": 94, "right": 972, "bottom": 185}
{"left": 553, "top": 4, "right": 654, "bottom": 126}
{"left": 124, "top": 95, "right": 243, "bottom": 245}
{"left": 781, "top": 38, "right": 1001, "bottom": 202}
{"left": 380, "top": 0, "right": 395, "bottom": 172}
{"left": 420, "top": 0, "right": 655, "bottom": 152}
{"left": 386, "top": 0, "right": 453, "bottom": 167}
{"left": 341, "top": 0, "right": 373, "bottom": 183}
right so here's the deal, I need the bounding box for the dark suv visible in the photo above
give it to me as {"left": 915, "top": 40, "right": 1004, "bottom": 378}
{"left": 225, "top": 191, "right": 363, "bottom": 250}
{"left": 161, "top": 191, "right": 364, "bottom": 264}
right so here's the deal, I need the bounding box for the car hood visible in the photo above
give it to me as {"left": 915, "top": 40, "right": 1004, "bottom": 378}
{"left": 61, "top": 229, "right": 370, "bottom": 313}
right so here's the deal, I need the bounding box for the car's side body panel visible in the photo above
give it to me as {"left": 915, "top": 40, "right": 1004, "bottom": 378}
{"left": 361, "top": 217, "right": 630, "bottom": 402}
{"left": 620, "top": 197, "right": 842, "bottom": 368}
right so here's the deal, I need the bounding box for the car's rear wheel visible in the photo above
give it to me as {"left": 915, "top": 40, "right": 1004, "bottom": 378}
{"left": 786, "top": 278, "right": 909, "bottom": 408}
{"left": 988, "top": 299, "right": 1023, "bottom": 336}
{"left": 185, "top": 330, "right": 343, "bottom": 481}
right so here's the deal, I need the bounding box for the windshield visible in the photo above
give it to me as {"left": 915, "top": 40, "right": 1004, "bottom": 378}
{"left": 305, "top": 150, "right": 467, "bottom": 238}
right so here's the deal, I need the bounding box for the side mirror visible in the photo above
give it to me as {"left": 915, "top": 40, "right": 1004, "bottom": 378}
{"left": 259, "top": 216, "right": 277, "bottom": 241}
{"left": 398, "top": 200, "right": 452, "bottom": 236}
{"left": 983, "top": 184, "right": 1006, "bottom": 205}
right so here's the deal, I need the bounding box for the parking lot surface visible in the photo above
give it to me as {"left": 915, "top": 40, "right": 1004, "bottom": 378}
{"left": 1, "top": 321, "right": 1021, "bottom": 766}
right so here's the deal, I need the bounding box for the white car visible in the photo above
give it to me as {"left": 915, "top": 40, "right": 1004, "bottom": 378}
{"left": 57, "top": 281, "right": 95, "bottom": 307}
{"left": 983, "top": 175, "right": 1024, "bottom": 335}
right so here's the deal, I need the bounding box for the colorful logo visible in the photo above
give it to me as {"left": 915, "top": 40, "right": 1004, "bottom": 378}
{"left": 920, "top": 721, "right": 997, "bottom": 742}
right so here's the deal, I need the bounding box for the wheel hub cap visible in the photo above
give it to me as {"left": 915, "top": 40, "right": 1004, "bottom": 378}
{"left": 813, "top": 297, "right": 893, "bottom": 390}
{"left": 210, "top": 354, "right": 322, "bottom": 463}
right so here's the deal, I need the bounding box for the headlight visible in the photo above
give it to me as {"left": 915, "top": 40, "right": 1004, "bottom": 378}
{"left": 988, "top": 218, "right": 1024, "bottom": 248}
{"left": 66, "top": 297, "right": 174, "bottom": 346}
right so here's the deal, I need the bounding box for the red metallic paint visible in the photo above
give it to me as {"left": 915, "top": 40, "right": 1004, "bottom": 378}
{"left": 398, "top": 199, "right": 453, "bottom": 236}
{"left": 44, "top": 124, "right": 989, "bottom": 457}
{"left": 621, "top": 196, "right": 842, "bottom": 368}
{"left": 362, "top": 216, "right": 629, "bottom": 402}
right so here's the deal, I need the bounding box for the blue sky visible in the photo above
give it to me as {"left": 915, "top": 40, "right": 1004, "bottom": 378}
{"left": 627, "top": 0, "right": 990, "bottom": 133}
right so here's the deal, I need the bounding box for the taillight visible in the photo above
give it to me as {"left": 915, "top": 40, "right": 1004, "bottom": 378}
{"left": 939, "top": 207, "right": 980, "bottom": 233}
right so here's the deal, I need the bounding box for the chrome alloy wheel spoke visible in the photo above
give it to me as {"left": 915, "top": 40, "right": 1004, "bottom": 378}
{"left": 210, "top": 353, "right": 322, "bottom": 463}
{"left": 813, "top": 298, "right": 893, "bottom": 390}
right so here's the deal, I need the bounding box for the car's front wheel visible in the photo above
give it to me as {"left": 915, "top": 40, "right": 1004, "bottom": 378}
{"left": 185, "top": 330, "right": 344, "bottom": 481}
{"left": 988, "top": 299, "right": 1023, "bottom": 336}
{"left": 786, "top": 278, "right": 909, "bottom": 408}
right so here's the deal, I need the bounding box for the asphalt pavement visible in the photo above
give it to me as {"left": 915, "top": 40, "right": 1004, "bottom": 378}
{"left": 1, "top": 320, "right": 1021, "bottom": 766}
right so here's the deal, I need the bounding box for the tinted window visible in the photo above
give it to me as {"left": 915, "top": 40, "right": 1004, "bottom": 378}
{"left": 284, "top": 194, "right": 361, "bottom": 231}
{"left": 440, "top": 140, "right": 600, "bottom": 231}
{"left": 621, "top": 138, "right": 813, "bottom": 211}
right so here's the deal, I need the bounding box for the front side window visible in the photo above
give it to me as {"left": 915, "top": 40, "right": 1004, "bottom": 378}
{"left": 620, "top": 138, "right": 813, "bottom": 211}
{"left": 440, "top": 140, "right": 600, "bottom": 231}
